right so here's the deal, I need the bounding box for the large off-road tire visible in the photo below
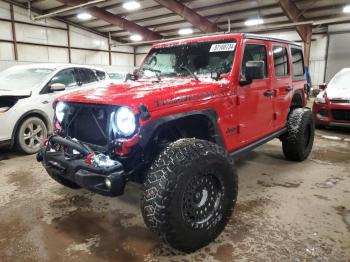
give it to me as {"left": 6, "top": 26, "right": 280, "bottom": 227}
{"left": 16, "top": 117, "right": 48, "bottom": 154}
{"left": 141, "top": 138, "right": 238, "bottom": 253}
{"left": 281, "top": 108, "right": 315, "bottom": 161}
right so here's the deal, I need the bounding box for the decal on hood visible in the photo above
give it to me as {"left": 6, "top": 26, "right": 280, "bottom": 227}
{"left": 155, "top": 91, "right": 216, "bottom": 107}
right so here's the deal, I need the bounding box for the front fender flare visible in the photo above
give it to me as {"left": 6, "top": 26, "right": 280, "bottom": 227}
{"left": 138, "top": 110, "right": 224, "bottom": 148}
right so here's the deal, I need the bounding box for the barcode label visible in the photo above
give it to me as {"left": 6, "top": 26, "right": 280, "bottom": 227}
{"left": 209, "top": 43, "right": 236, "bottom": 52}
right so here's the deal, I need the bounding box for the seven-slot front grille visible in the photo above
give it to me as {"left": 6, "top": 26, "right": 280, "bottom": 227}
{"left": 63, "top": 104, "right": 112, "bottom": 146}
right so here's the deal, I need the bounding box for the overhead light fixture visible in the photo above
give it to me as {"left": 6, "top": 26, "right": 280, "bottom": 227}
{"left": 244, "top": 18, "right": 264, "bottom": 26}
{"left": 77, "top": 12, "right": 92, "bottom": 20}
{"left": 130, "top": 34, "right": 143, "bottom": 41}
{"left": 343, "top": 5, "right": 350, "bottom": 13}
{"left": 123, "top": 1, "right": 141, "bottom": 10}
{"left": 178, "top": 28, "right": 193, "bottom": 35}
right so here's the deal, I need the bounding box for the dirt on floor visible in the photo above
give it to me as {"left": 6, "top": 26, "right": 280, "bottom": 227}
{"left": 0, "top": 127, "right": 349, "bottom": 262}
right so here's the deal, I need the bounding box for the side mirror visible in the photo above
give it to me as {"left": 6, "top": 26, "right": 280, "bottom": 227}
{"left": 240, "top": 61, "right": 265, "bottom": 86}
{"left": 319, "top": 83, "right": 327, "bottom": 90}
{"left": 50, "top": 83, "right": 65, "bottom": 92}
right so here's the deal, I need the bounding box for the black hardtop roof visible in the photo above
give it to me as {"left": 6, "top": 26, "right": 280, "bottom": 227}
{"left": 244, "top": 33, "right": 302, "bottom": 47}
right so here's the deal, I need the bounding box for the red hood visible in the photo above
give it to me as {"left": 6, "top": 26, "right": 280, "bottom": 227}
{"left": 58, "top": 78, "right": 228, "bottom": 112}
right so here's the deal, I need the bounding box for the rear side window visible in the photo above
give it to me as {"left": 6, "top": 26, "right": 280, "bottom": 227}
{"left": 241, "top": 44, "right": 268, "bottom": 78}
{"left": 291, "top": 48, "right": 305, "bottom": 78}
{"left": 78, "top": 68, "right": 98, "bottom": 84}
{"left": 273, "top": 46, "right": 289, "bottom": 77}
{"left": 95, "top": 70, "right": 106, "bottom": 80}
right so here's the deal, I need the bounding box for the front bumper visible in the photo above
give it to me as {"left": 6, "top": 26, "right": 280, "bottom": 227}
{"left": 37, "top": 136, "right": 126, "bottom": 197}
{"left": 312, "top": 102, "right": 350, "bottom": 128}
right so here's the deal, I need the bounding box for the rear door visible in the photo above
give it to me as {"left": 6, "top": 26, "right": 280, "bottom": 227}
{"left": 271, "top": 43, "right": 292, "bottom": 128}
{"left": 237, "top": 40, "right": 275, "bottom": 146}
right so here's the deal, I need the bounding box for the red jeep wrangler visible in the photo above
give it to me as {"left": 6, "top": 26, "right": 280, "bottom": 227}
{"left": 37, "top": 33, "right": 314, "bottom": 252}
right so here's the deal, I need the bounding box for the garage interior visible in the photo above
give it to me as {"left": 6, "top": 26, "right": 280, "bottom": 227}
{"left": 0, "top": 0, "right": 349, "bottom": 261}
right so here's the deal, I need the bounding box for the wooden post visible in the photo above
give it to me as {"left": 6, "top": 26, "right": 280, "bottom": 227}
{"left": 67, "top": 24, "right": 71, "bottom": 63}
{"left": 108, "top": 32, "right": 112, "bottom": 65}
{"left": 133, "top": 46, "right": 137, "bottom": 67}
{"left": 303, "top": 25, "right": 312, "bottom": 67}
{"left": 10, "top": 4, "right": 18, "bottom": 60}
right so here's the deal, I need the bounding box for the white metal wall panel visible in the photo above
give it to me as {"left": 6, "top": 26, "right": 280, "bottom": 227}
{"left": 0, "top": 21, "right": 13, "bottom": 40}
{"left": 0, "top": 42, "right": 14, "bottom": 60}
{"left": 326, "top": 32, "right": 350, "bottom": 82}
{"left": 47, "top": 28, "right": 67, "bottom": 46}
{"left": 17, "top": 44, "right": 49, "bottom": 62}
{"left": 136, "top": 54, "right": 147, "bottom": 67}
{"left": 15, "top": 23, "right": 67, "bottom": 46}
{"left": 111, "top": 45, "right": 134, "bottom": 53}
{"left": 71, "top": 49, "right": 109, "bottom": 65}
{"left": 13, "top": 6, "right": 66, "bottom": 29}
{"left": 70, "top": 26, "right": 108, "bottom": 50}
{"left": 48, "top": 47, "right": 69, "bottom": 63}
{"left": 16, "top": 23, "right": 48, "bottom": 44}
{"left": 0, "top": 1, "right": 10, "bottom": 19}
{"left": 112, "top": 53, "right": 132, "bottom": 67}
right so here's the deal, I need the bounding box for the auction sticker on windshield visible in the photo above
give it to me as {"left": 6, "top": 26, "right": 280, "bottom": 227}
{"left": 209, "top": 43, "right": 236, "bottom": 52}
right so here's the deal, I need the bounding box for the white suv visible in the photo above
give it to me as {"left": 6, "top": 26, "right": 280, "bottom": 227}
{"left": 0, "top": 63, "right": 110, "bottom": 154}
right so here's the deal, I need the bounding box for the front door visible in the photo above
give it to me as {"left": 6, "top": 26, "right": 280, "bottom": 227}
{"left": 237, "top": 41, "right": 275, "bottom": 146}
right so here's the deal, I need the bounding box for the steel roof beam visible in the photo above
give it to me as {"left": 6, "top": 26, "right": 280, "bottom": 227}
{"left": 153, "top": 0, "right": 221, "bottom": 33}
{"left": 57, "top": 0, "right": 162, "bottom": 41}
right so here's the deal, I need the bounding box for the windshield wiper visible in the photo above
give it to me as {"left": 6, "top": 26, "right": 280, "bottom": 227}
{"left": 141, "top": 67, "right": 162, "bottom": 81}
{"left": 179, "top": 66, "right": 199, "bottom": 81}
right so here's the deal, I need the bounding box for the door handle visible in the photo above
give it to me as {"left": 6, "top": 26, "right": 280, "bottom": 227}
{"left": 285, "top": 86, "right": 293, "bottom": 92}
{"left": 264, "top": 90, "right": 273, "bottom": 97}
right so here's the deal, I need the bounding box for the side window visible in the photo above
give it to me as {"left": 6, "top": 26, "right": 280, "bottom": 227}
{"left": 241, "top": 44, "right": 268, "bottom": 78}
{"left": 273, "top": 46, "right": 289, "bottom": 77}
{"left": 291, "top": 48, "right": 305, "bottom": 78}
{"left": 78, "top": 68, "right": 98, "bottom": 84}
{"left": 50, "top": 68, "right": 77, "bottom": 87}
{"left": 95, "top": 70, "right": 106, "bottom": 80}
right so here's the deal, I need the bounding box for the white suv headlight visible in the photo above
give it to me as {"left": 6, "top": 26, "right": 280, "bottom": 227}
{"left": 115, "top": 106, "right": 136, "bottom": 136}
{"left": 55, "top": 101, "right": 66, "bottom": 123}
{"left": 315, "top": 92, "right": 326, "bottom": 104}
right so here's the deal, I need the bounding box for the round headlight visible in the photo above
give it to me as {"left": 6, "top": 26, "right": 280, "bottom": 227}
{"left": 55, "top": 101, "right": 66, "bottom": 123}
{"left": 115, "top": 106, "right": 136, "bottom": 136}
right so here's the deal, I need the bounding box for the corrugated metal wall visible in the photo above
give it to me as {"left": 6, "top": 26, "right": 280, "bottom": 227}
{"left": 0, "top": 1, "right": 134, "bottom": 73}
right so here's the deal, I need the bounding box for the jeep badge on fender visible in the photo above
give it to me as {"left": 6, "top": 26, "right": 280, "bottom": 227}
{"left": 37, "top": 33, "right": 314, "bottom": 253}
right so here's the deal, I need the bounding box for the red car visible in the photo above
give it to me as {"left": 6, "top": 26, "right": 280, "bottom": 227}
{"left": 37, "top": 33, "right": 314, "bottom": 252}
{"left": 313, "top": 68, "right": 350, "bottom": 128}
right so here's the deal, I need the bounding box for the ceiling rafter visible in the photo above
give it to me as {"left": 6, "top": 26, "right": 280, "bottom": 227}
{"left": 278, "top": 0, "right": 312, "bottom": 43}
{"left": 153, "top": 0, "right": 221, "bottom": 33}
{"left": 57, "top": 0, "right": 163, "bottom": 41}
{"left": 108, "top": 2, "right": 279, "bottom": 35}
{"left": 110, "top": 3, "right": 345, "bottom": 37}
{"left": 2, "top": 0, "right": 126, "bottom": 43}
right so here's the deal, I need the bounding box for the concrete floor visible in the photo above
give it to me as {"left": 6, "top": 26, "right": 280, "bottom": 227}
{"left": 0, "top": 127, "right": 349, "bottom": 262}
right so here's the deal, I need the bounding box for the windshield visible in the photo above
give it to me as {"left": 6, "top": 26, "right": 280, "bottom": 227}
{"left": 329, "top": 70, "right": 350, "bottom": 89}
{"left": 139, "top": 39, "right": 237, "bottom": 79}
{"left": 0, "top": 67, "right": 54, "bottom": 91}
